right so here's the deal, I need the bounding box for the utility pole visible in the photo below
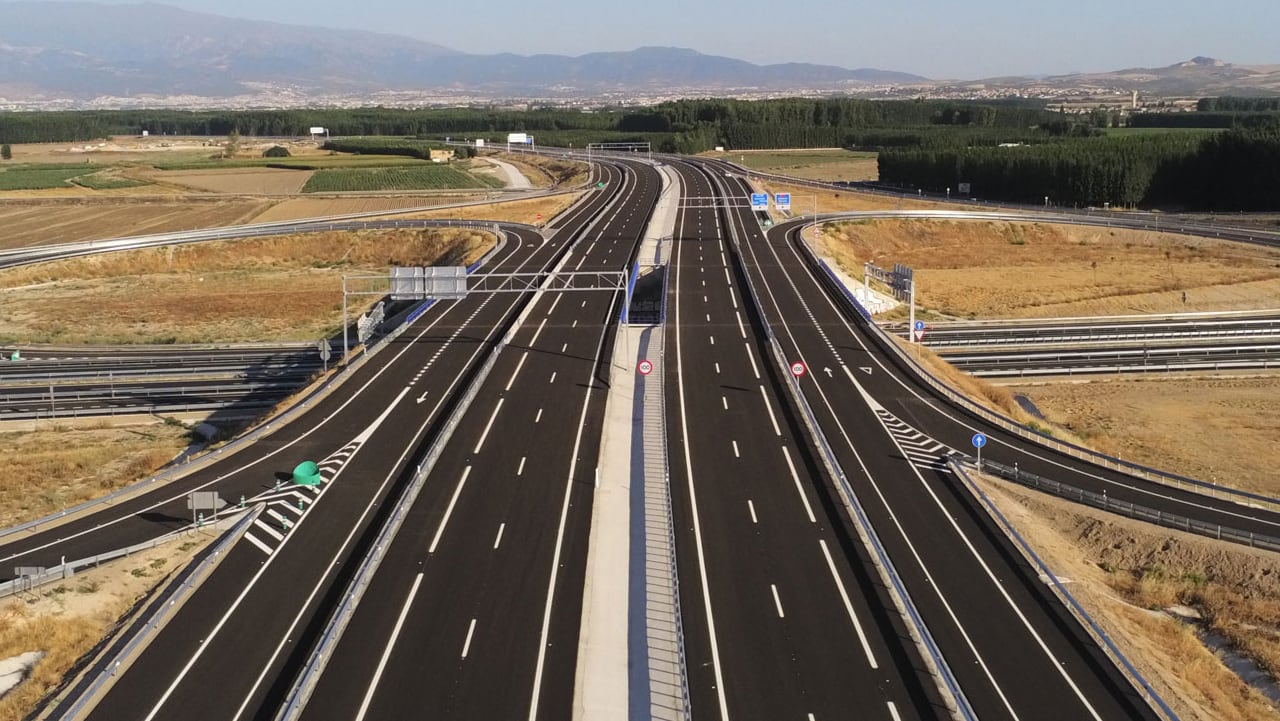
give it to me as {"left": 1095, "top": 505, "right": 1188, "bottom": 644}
{"left": 909, "top": 279, "right": 917, "bottom": 344}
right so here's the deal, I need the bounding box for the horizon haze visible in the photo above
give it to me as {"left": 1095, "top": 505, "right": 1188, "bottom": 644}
{"left": 5, "top": 0, "right": 1278, "bottom": 80}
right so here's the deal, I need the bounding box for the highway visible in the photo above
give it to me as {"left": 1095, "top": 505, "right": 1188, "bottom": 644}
{"left": 0, "top": 346, "right": 327, "bottom": 419}
{"left": 290, "top": 158, "right": 659, "bottom": 721}
{"left": 662, "top": 158, "right": 946, "bottom": 720}
{"left": 895, "top": 311, "right": 1280, "bottom": 349}
{"left": 59, "top": 159, "right": 654, "bottom": 721}
{"left": 686, "top": 157, "right": 1162, "bottom": 721}
{"left": 942, "top": 339, "right": 1280, "bottom": 377}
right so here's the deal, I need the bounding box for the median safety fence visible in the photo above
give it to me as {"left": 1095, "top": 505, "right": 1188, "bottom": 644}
{"left": 714, "top": 169, "right": 976, "bottom": 720}
{"left": 0, "top": 223, "right": 518, "bottom": 545}
{"left": 948, "top": 459, "right": 1183, "bottom": 721}
{"left": 275, "top": 178, "right": 627, "bottom": 721}
{"left": 979, "top": 458, "right": 1280, "bottom": 553}
{"left": 790, "top": 221, "right": 1280, "bottom": 517}
{"left": 47, "top": 505, "right": 263, "bottom": 721}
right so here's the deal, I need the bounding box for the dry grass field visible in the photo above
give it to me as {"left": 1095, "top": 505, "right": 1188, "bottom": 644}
{"left": 707, "top": 148, "right": 880, "bottom": 183}
{"left": 248, "top": 194, "right": 490, "bottom": 223}
{"left": 977, "top": 474, "right": 1280, "bottom": 721}
{"left": 817, "top": 218, "right": 1280, "bottom": 320}
{"left": 0, "top": 199, "right": 275, "bottom": 249}
{"left": 0, "top": 424, "right": 191, "bottom": 528}
{"left": 0, "top": 228, "right": 493, "bottom": 344}
{"left": 400, "top": 192, "right": 583, "bottom": 226}
{"left": 1007, "top": 376, "right": 1280, "bottom": 496}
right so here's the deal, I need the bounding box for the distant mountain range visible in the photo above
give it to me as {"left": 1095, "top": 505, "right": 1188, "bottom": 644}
{"left": 0, "top": 1, "right": 923, "bottom": 100}
{"left": 0, "top": 2, "right": 1276, "bottom": 105}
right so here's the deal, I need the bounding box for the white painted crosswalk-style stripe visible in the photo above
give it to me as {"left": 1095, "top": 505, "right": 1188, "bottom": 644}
{"left": 265, "top": 508, "right": 290, "bottom": 527}
{"left": 244, "top": 532, "right": 274, "bottom": 555}
{"left": 874, "top": 408, "right": 958, "bottom": 472}
{"left": 254, "top": 519, "right": 284, "bottom": 542}
{"left": 274, "top": 502, "right": 303, "bottom": 517}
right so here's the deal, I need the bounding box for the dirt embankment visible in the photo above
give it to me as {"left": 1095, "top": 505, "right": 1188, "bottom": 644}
{"left": 977, "top": 475, "right": 1280, "bottom": 721}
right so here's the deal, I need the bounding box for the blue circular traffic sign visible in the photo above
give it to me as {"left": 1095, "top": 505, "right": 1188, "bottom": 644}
{"left": 971, "top": 433, "right": 987, "bottom": 449}
{"left": 914, "top": 320, "right": 925, "bottom": 331}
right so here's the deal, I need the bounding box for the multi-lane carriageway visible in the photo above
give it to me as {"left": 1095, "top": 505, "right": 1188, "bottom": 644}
{"left": 3, "top": 153, "right": 1279, "bottom": 720}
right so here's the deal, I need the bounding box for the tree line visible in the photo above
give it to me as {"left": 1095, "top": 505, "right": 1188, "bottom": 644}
{"left": 878, "top": 128, "right": 1280, "bottom": 210}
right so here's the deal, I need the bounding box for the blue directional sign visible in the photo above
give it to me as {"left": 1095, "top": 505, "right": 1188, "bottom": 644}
{"left": 775, "top": 193, "right": 791, "bottom": 211}
{"left": 751, "top": 193, "right": 769, "bottom": 211}
{"left": 914, "top": 320, "right": 925, "bottom": 331}
{"left": 971, "top": 433, "right": 987, "bottom": 449}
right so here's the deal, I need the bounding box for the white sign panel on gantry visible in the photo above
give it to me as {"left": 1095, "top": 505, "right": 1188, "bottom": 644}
{"left": 507, "top": 133, "right": 528, "bottom": 145}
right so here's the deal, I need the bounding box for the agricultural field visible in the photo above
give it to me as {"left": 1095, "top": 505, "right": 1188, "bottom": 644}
{"left": 301, "top": 166, "right": 499, "bottom": 193}
{"left": 706, "top": 148, "right": 879, "bottom": 183}
{"left": 0, "top": 199, "right": 275, "bottom": 249}
{"left": 155, "top": 167, "right": 313, "bottom": 194}
{"left": 0, "top": 166, "right": 101, "bottom": 191}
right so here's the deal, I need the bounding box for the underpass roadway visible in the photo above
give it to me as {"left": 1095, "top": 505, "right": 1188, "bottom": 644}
{"left": 1, "top": 163, "right": 626, "bottom": 720}
{"left": 290, "top": 158, "right": 660, "bottom": 721}
{"left": 663, "top": 157, "right": 947, "bottom": 721}
{"left": 699, "top": 156, "right": 1162, "bottom": 721}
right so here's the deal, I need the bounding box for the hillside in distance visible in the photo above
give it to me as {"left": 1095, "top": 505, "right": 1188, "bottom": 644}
{"left": 0, "top": 1, "right": 925, "bottom": 100}
{"left": 963, "top": 56, "right": 1280, "bottom": 96}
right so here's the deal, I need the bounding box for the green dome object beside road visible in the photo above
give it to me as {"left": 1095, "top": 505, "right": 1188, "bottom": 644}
{"left": 293, "top": 460, "right": 322, "bottom": 486}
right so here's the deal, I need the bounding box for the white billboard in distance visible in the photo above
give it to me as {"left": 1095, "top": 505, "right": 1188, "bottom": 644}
{"left": 507, "top": 133, "right": 528, "bottom": 145}
{"left": 475, "top": 139, "right": 485, "bottom": 148}
{"left": 309, "top": 126, "right": 326, "bottom": 135}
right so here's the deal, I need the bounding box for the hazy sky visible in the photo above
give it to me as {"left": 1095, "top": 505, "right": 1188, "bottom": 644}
{"left": 26, "top": 0, "right": 1280, "bottom": 78}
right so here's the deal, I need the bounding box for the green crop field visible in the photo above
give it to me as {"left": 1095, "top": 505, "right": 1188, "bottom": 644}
{"left": 301, "top": 166, "right": 491, "bottom": 193}
{"left": 0, "top": 167, "right": 93, "bottom": 190}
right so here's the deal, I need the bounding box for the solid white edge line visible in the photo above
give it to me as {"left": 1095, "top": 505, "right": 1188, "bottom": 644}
{"left": 770, "top": 584, "right": 785, "bottom": 618}
{"left": 353, "top": 573, "right": 424, "bottom": 721}
{"left": 818, "top": 539, "right": 879, "bottom": 669}
{"left": 528, "top": 318, "right": 549, "bottom": 350}
{"left": 472, "top": 398, "right": 505, "bottom": 454}
{"left": 759, "top": 385, "right": 781, "bottom": 436}
{"left": 780, "top": 446, "right": 817, "bottom": 524}
{"left": 428, "top": 466, "right": 472, "bottom": 554}
{"left": 244, "top": 532, "right": 273, "bottom": 555}
{"left": 461, "top": 618, "right": 477, "bottom": 659}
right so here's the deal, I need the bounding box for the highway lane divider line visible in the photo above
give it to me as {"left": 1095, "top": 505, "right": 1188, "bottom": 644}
{"left": 50, "top": 504, "right": 264, "bottom": 720}
{"left": 275, "top": 161, "right": 635, "bottom": 721}
{"left": 949, "top": 458, "right": 1183, "bottom": 721}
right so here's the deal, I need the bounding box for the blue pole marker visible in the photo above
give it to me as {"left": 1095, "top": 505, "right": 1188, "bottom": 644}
{"left": 972, "top": 432, "right": 987, "bottom": 466}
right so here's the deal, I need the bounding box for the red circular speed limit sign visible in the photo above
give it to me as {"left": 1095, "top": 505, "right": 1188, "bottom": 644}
{"left": 638, "top": 359, "right": 653, "bottom": 375}
{"left": 790, "top": 361, "right": 807, "bottom": 377}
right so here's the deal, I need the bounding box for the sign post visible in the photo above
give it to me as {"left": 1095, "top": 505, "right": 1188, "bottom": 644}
{"left": 186, "top": 491, "right": 226, "bottom": 526}
{"left": 317, "top": 340, "right": 331, "bottom": 373}
{"left": 913, "top": 320, "right": 926, "bottom": 342}
{"left": 971, "top": 433, "right": 987, "bottom": 467}
{"left": 790, "top": 361, "right": 807, "bottom": 378}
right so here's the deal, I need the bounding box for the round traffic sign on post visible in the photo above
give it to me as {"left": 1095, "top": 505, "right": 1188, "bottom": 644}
{"left": 971, "top": 433, "right": 987, "bottom": 448}
{"left": 791, "top": 361, "right": 807, "bottom": 377}
{"left": 638, "top": 359, "right": 653, "bottom": 376}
